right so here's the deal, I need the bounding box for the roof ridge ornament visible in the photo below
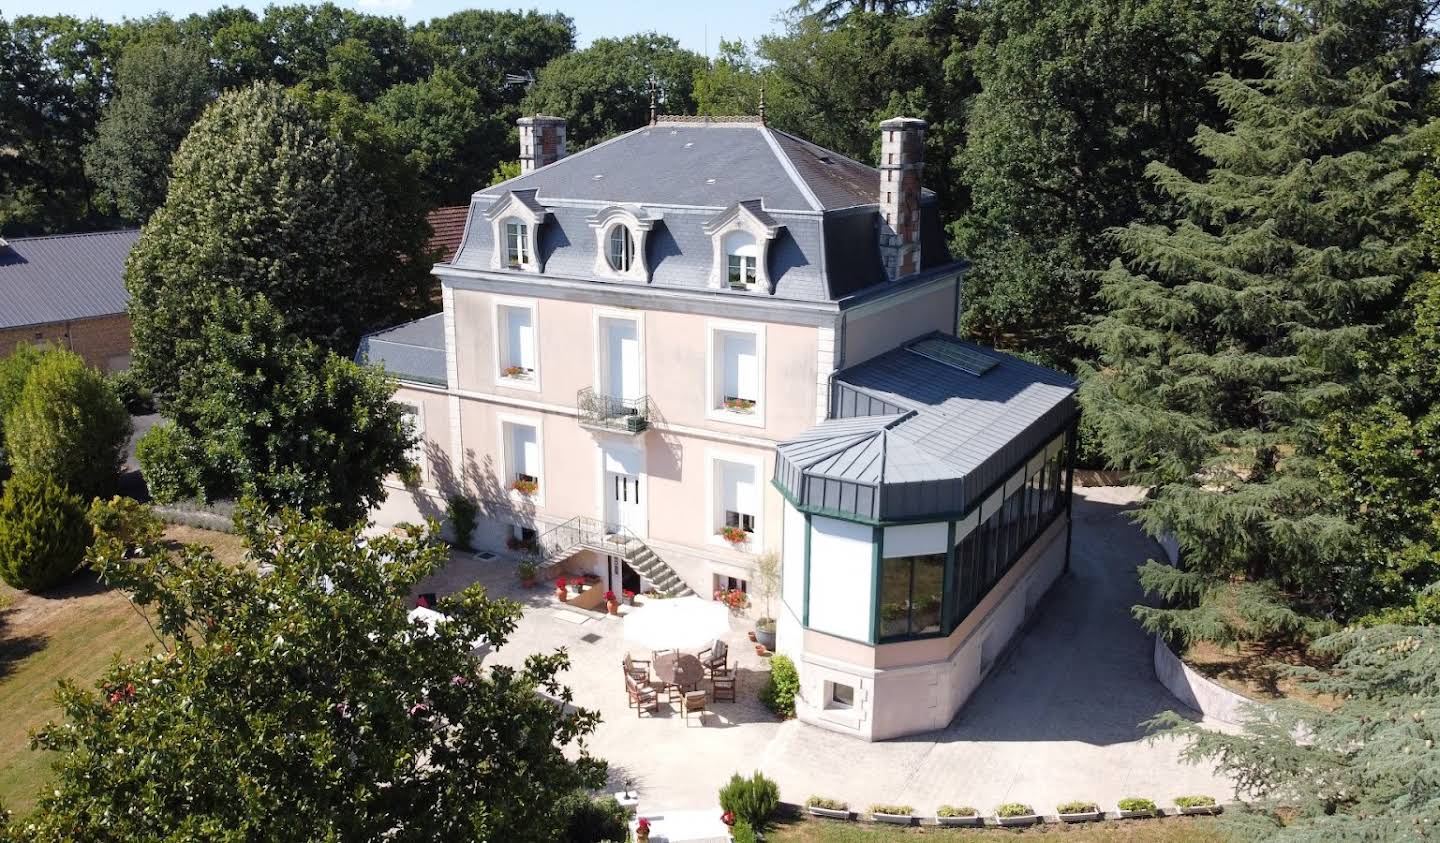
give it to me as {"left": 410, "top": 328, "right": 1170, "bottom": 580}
{"left": 758, "top": 77, "right": 767, "bottom": 125}
{"left": 649, "top": 77, "right": 658, "bottom": 126}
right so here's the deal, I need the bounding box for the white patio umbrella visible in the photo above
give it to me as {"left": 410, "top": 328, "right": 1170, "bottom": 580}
{"left": 622, "top": 595, "right": 732, "bottom": 652}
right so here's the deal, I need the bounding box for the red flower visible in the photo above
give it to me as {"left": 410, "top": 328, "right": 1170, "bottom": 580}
{"left": 605, "top": 590, "right": 616, "bottom": 601}
{"left": 556, "top": 577, "right": 567, "bottom": 589}
{"left": 721, "top": 811, "right": 735, "bottom": 826}
{"left": 623, "top": 589, "right": 636, "bottom": 598}
{"left": 637, "top": 818, "right": 651, "bottom": 831}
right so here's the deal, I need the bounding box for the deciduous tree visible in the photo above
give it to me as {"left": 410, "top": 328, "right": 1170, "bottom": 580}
{"left": 9, "top": 507, "right": 604, "bottom": 840}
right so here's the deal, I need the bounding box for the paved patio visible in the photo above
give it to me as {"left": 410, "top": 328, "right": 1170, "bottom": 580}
{"left": 416, "top": 486, "right": 1235, "bottom": 814}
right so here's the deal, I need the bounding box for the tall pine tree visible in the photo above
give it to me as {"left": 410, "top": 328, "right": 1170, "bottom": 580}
{"left": 1078, "top": 2, "right": 1431, "bottom": 644}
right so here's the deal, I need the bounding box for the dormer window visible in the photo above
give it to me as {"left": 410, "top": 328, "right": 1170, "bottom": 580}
{"left": 588, "top": 205, "right": 658, "bottom": 283}
{"left": 483, "top": 189, "right": 547, "bottom": 274}
{"left": 704, "top": 200, "right": 782, "bottom": 294}
{"left": 505, "top": 220, "right": 531, "bottom": 268}
{"left": 724, "top": 232, "right": 758, "bottom": 290}
{"left": 607, "top": 225, "right": 635, "bottom": 272}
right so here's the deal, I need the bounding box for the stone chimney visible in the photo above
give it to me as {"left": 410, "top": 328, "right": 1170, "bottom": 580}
{"left": 517, "top": 116, "right": 567, "bottom": 173}
{"left": 878, "top": 117, "right": 926, "bottom": 281}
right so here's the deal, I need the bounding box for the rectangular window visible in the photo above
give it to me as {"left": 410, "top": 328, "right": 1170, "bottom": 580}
{"left": 878, "top": 556, "right": 911, "bottom": 639}
{"left": 708, "top": 324, "right": 763, "bottom": 422}
{"left": 497, "top": 303, "right": 536, "bottom": 383}
{"left": 828, "top": 682, "right": 855, "bottom": 709}
{"left": 727, "top": 254, "right": 757, "bottom": 288}
{"left": 879, "top": 552, "right": 946, "bottom": 640}
{"left": 714, "top": 459, "right": 758, "bottom": 542}
{"left": 398, "top": 402, "right": 424, "bottom": 477}
{"left": 503, "top": 421, "right": 541, "bottom": 497}
{"left": 505, "top": 221, "right": 529, "bottom": 267}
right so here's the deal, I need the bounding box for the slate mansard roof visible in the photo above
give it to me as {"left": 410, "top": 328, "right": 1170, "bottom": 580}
{"left": 775, "top": 334, "right": 1079, "bottom": 524}
{"left": 0, "top": 229, "right": 138, "bottom": 330}
{"left": 441, "top": 117, "right": 954, "bottom": 302}
{"left": 355, "top": 313, "right": 446, "bottom": 386}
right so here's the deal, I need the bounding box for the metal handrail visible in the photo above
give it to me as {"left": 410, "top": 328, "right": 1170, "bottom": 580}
{"left": 525, "top": 515, "right": 650, "bottom": 569}
{"left": 577, "top": 387, "right": 651, "bottom": 432}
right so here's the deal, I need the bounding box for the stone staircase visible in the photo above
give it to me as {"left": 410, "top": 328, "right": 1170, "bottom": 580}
{"left": 526, "top": 516, "right": 695, "bottom": 598}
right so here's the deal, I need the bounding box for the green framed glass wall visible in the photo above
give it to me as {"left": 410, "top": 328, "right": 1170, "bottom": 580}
{"left": 875, "top": 429, "right": 1072, "bottom": 642}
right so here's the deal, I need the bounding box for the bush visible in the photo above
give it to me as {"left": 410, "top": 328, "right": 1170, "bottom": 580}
{"left": 1117, "top": 798, "right": 1157, "bottom": 814}
{"left": 88, "top": 496, "right": 164, "bottom": 557}
{"left": 995, "top": 803, "right": 1034, "bottom": 818}
{"left": 718, "top": 771, "right": 780, "bottom": 832}
{"left": 1175, "top": 795, "right": 1216, "bottom": 809}
{"left": 937, "top": 805, "right": 976, "bottom": 817}
{"left": 136, "top": 423, "right": 205, "bottom": 504}
{"left": 107, "top": 369, "right": 155, "bottom": 414}
{"left": 0, "top": 343, "right": 45, "bottom": 473}
{"left": 445, "top": 493, "right": 478, "bottom": 550}
{"left": 731, "top": 818, "right": 757, "bottom": 843}
{"left": 806, "top": 796, "right": 847, "bottom": 811}
{"left": 555, "top": 791, "right": 627, "bottom": 843}
{"left": 1057, "top": 801, "right": 1098, "bottom": 814}
{"left": 3, "top": 348, "right": 131, "bottom": 502}
{"left": 760, "top": 653, "right": 798, "bottom": 718}
{"left": 0, "top": 474, "right": 91, "bottom": 591}
{"left": 868, "top": 804, "right": 913, "bottom": 816}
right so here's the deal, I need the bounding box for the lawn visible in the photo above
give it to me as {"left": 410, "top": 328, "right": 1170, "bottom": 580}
{"left": 0, "top": 525, "right": 247, "bottom": 814}
{"left": 768, "top": 816, "right": 1224, "bottom": 842}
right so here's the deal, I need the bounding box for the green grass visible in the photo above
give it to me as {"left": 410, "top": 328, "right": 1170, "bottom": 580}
{"left": 0, "top": 526, "right": 247, "bottom": 814}
{"left": 769, "top": 816, "right": 1224, "bottom": 842}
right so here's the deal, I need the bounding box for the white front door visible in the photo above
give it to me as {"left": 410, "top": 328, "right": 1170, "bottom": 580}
{"left": 606, "top": 471, "right": 643, "bottom": 536}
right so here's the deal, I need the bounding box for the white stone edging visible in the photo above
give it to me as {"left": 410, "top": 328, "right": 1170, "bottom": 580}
{"left": 1152, "top": 634, "right": 1257, "bottom": 727}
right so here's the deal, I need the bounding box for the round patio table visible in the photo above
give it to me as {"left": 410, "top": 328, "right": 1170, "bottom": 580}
{"left": 652, "top": 652, "right": 704, "bottom": 692}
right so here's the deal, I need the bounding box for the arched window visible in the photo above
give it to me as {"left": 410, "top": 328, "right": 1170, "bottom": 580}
{"left": 724, "top": 231, "right": 758, "bottom": 290}
{"left": 607, "top": 225, "right": 634, "bottom": 272}
{"left": 504, "top": 219, "right": 531, "bottom": 268}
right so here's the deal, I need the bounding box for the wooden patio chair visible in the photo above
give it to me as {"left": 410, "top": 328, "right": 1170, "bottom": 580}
{"left": 682, "top": 689, "right": 707, "bottom": 724}
{"left": 623, "top": 654, "right": 651, "bottom": 684}
{"left": 710, "top": 668, "right": 736, "bottom": 703}
{"left": 700, "top": 640, "right": 728, "bottom": 676}
{"left": 626, "top": 676, "right": 659, "bottom": 717}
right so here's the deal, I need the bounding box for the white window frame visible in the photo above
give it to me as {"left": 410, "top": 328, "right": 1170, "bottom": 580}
{"left": 825, "top": 680, "right": 855, "bottom": 710}
{"left": 587, "top": 204, "right": 658, "bottom": 283}
{"left": 491, "top": 296, "right": 540, "bottom": 393}
{"left": 703, "top": 202, "right": 780, "bottom": 292}
{"left": 705, "top": 319, "right": 766, "bottom": 428}
{"left": 504, "top": 220, "right": 530, "bottom": 268}
{"left": 705, "top": 449, "right": 765, "bottom": 552}
{"left": 398, "top": 399, "right": 426, "bottom": 484}
{"left": 724, "top": 232, "right": 760, "bottom": 291}
{"left": 591, "top": 307, "right": 646, "bottom": 402}
{"left": 483, "top": 191, "right": 546, "bottom": 274}
{"left": 498, "top": 413, "right": 545, "bottom": 507}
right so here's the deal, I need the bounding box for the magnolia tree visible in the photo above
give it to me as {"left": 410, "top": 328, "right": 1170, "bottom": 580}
{"left": 3, "top": 506, "right": 603, "bottom": 841}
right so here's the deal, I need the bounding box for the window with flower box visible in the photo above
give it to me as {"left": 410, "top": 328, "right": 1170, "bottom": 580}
{"left": 494, "top": 300, "right": 538, "bottom": 389}
{"left": 501, "top": 418, "right": 543, "bottom": 502}
{"left": 707, "top": 322, "right": 764, "bottom": 426}
{"left": 711, "top": 457, "right": 759, "bottom": 548}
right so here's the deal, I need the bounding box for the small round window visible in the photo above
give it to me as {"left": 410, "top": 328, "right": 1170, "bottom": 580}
{"left": 607, "top": 225, "right": 635, "bottom": 272}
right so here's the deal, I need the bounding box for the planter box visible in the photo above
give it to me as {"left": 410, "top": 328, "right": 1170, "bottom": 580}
{"left": 1178, "top": 804, "right": 1222, "bottom": 816}
{"left": 871, "top": 813, "right": 914, "bottom": 826}
{"left": 1118, "top": 809, "right": 1157, "bottom": 820}
{"left": 935, "top": 815, "right": 983, "bottom": 827}
{"left": 807, "top": 807, "right": 850, "bottom": 821}
{"left": 1058, "top": 810, "right": 1102, "bottom": 823}
{"left": 995, "top": 814, "right": 1041, "bottom": 827}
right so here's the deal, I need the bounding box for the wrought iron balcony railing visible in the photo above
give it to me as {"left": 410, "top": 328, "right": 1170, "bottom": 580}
{"left": 577, "top": 387, "right": 651, "bottom": 434}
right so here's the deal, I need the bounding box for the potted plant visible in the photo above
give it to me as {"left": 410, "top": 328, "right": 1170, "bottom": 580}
{"left": 570, "top": 578, "right": 586, "bottom": 595}
{"left": 719, "top": 525, "right": 749, "bottom": 547}
{"left": 1057, "top": 800, "right": 1102, "bottom": 823}
{"left": 1117, "top": 798, "right": 1158, "bottom": 819}
{"left": 752, "top": 550, "right": 780, "bottom": 650}
{"left": 623, "top": 588, "right": 637, "bottom": 606}
{"left": 605, "top": 590, "right": 619, "bottom": 614}
{"left": 805, "top": 796, "right": 849, "bottom": 821}
{"left": 868, "top": 804, "right": 914, "bottom": 826}
{"left": 994, "top": 803, "right": 1039, "bottom": 827}
{"left": 1175, "top": 795, "right": 1220, "bottom": 816}
{"left": 510, "top": 477, "right": 539, "bottom": 496}
{"left": 501, "top": 365, "right": 529, "bottom": 379}
{"left": 555, "top": 576, "right": 568, "bottom": 603}
{"left": 936, "top": 805, "right": 981, "bottom": 827}
{"left": 517, "top": 560, "right": 537, "bottom": 588}
{"left": 635, "top": 816, "right": 651, "bottom": 841}
{"left": 723, "top": 397, "right": 756, "bottom": 413}
{"left": 714, "top": 588, "right": 750, "bottom": 612}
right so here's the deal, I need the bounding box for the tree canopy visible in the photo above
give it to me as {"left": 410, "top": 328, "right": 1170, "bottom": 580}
{"left": 5, "top": 507, "right": 604, "bottom": 840}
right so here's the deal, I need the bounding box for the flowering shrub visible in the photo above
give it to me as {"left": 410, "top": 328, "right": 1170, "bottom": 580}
{"left": 715, "top": 588, "right": 750, "bottom": 611}
{"left": 719, "top": 526, "right": 749, "bottom": 546}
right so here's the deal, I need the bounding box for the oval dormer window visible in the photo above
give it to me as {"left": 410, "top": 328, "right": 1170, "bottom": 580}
{"left": 505, "top": 220, "right": 531, "bottom": 268}
{"left": 607, "top": 225, "right": 634, "bottom": 273}
{"left": 724, "top": 231, "right": 758, "bottom": 291}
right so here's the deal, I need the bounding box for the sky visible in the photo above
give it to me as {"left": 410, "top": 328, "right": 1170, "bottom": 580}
{"left": 1, "top": 0, "right": 796, "bottom": 55}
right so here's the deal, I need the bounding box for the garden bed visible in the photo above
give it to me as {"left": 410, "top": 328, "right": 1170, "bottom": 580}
{"left": 767, "top": 815, "right": 1224, "bottom": 841}
{"left": 1183, "top": 639, "right": 1335, "bottom": 708}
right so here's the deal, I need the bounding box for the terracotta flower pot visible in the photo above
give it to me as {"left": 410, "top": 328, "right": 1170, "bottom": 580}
{"left": 748, "top": 631, "right": 757, "bottom": 642}
{"left": 607, "top": 600, "right": 619, "bottom": 615}
{"left": 755, "top": 644, "right": 767, "bottom": 656}
{"left": 556, "top": 587, "right": 568, "bottom": 603}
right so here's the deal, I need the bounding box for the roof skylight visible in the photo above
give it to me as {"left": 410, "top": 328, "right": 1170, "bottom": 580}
{"left": 906, "top": 337, "right": 997, "bottom": 376}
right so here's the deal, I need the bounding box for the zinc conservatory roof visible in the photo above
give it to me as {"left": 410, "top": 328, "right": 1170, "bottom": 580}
{"left": 774, "top": 334, "right": 1078, "bottom": 523}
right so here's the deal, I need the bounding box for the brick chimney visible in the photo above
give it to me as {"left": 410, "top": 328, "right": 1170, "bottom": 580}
{"left": 517, "top": 115, "right": 567, "bottom": 173}
{"left": 878, "top": 117, "right": 926, "bottom": 281}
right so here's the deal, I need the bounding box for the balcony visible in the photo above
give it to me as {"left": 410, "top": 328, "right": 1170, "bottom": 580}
{"left": 577, "top": 387, "right": 651, "bottom": 435}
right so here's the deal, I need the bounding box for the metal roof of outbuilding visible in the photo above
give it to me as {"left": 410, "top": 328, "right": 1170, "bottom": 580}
{"left": 355, "top": 313, "right": 446, "bottom": 386}
{"left": 0, "top": 229, "right": 137, "bottom": 329}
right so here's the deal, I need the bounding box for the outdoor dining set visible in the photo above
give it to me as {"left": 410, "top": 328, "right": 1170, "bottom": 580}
{"left": 623, "top": 639, "right": 735, "bottom": 723}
